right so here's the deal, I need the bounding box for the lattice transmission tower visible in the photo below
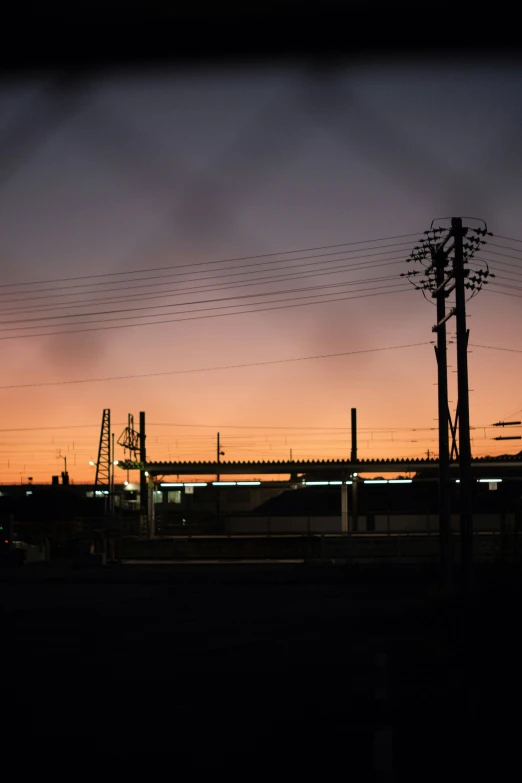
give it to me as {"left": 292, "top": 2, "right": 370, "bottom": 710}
{"left": 94, "top": 408, "right": 111, "bottom": 491}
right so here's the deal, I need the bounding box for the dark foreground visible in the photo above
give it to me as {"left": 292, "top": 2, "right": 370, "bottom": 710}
{"left": 0, "top": 561, "right": 520, "bottom": 780}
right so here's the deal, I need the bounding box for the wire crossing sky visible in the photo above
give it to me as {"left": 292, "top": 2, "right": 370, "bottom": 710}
{"left": 0, "top": 60, "right": 522, "bottom": 482}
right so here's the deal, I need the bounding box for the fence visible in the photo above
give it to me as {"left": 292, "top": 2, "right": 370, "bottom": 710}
{"left": 225, "top": 513, "right": 515, "bottom": 536}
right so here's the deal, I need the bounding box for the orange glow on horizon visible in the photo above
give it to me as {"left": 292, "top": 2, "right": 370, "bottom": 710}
{"left": 1, "top": 65, "right": 521, "bottom": 484}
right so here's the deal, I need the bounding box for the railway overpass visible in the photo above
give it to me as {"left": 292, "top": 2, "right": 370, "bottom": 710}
{"left": 118, "top": 455, "right": 522, "bottom": 478}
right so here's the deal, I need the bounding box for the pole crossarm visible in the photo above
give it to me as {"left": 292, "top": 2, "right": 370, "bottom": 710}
{"left": 405, "top": 216, "right": 493, "bottom": 587}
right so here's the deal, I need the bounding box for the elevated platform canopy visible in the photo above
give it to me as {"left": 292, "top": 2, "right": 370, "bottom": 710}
{"left": 117, "top": 455, "right": 522, "bottom": 478}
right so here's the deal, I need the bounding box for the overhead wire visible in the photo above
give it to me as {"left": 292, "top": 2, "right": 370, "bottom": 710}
{"left": 499, "top": 408, "right": 522, "bottom": 420}
{"left": 0, "top": 275, "right": 407, "bottom": 331}
{"left": 480, "top": 277, "right": 522, "bottom": 289}
{"left": 0, "top": 418, "right": 508, "bottom": 434}
{"left": 0, "top": 283, "right": 414, "bottom": 341}
{"left": 492, "top": 234, "right": 522, "bottom": 245}
{"left": 483, "top": 267, "right": 522, "bottom": 282}
{"left": 483, "top": 288, "right": 522, "bottom": 300}
{"left": 0, "top": 234, "right": 522, "bottom": 472}
{"left": 471, "top": 343, "right": 522, "bottom": 354}
{"left": 0, "top": 341, "right": 430, "bottom": 389}
{"left": 485, "top": 243, "right": 522, "bottom": 257}
{"left": 0, "top": 233, "right": 423, "bottom": 292}
{"left": 0, "top": 248, "right": 412, "bottom": 308}
{"left": 474, "top": 254, "right": 522, "bottom": 272}
{"left": 0, "top": 256, "right": 410, "bottom": 318}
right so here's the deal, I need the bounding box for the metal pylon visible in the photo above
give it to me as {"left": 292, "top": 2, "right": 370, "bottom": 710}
{"left": 94, "top": 408, "right": 111, "bottom": 491}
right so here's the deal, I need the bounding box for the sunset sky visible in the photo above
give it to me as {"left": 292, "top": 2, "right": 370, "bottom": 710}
{"left": 0, "top": 58, "right": 521, "bottom": 484}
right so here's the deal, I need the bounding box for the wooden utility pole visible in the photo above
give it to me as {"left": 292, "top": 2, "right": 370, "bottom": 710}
{"left": 351, "top": 408, "right": 358, "bottom": 532}
{"left": 452, "top": 217, "right": 473, "bottom": 586}
{"left": 433, "top": 242, "right": 453, "bottom": 586}
{"left": 216, "top": 432, "right": 225, "bottom": 528}
{"left": 407, "top": 217, "right": 491, "bottom": 588}
{"left": 217, "top": 432, "right": 224, "bottom": 481}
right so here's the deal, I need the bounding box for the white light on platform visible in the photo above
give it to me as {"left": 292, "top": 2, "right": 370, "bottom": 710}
{"left": 237, "top": 481, "right": 261, "bottom": 486}
{"left": 478, "top": 478, "right": 502, "bottom": 483}
{"left": 364, "top": 480, "right": 388, "bottom": 484}
{"left": 184, "top": 482, "right": 208, "bottom": 487}
{"left": 160, "top": 482, "right": 183, "bottom": 487}
{"left": 305, "top": 481, "right": 329, "bottom": 486}
{"left": 212, "top": 481, "right": 236, "bottom": 486}
{"left": 389, "top": 479, "right": 413, "bottom": 484}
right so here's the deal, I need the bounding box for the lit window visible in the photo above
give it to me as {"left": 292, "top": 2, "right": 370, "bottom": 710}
{"left": 167, "top": 491, "right": 181, "bottom": 504}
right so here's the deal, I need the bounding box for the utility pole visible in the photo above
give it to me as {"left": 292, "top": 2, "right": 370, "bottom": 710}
{"left": 433, "top": 242, "right": 453, "bottom": 586}
{"left": 405, "top": 217, "right": 492, "bottom": 588}
{"left": 217, "top": 432, "right": 224, "bottom": 481}
{"left": 110, "top": 432, "right": 115, "bottom": 513}
{"left": 351, "top": 408, "right": 358, "bottom": 532}
{"left": 139, "top": 411, "right": 147, "bottom": 535}
{"left": 452, "top": 217, "right": 473, "bottom": 587}
{"left": 351, "top": 408, "right": 357, "bottom": 462}
{"left": 341, "top": 471, "right": 349, "bottom": 535}
{"left": 58, "top": 453, "right": 69, "bottom": 484}
{"left": 216, "top": 432, "right": 225, "bottom": 529}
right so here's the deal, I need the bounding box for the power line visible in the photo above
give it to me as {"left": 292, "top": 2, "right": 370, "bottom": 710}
{"left": 477, "top": 248, "right": 522, "bottom": 262}
{"left": 474, "top": 255, "right": 522, "bottom": 272}
{"left": 470, "top": 343, "right": 522, "bottom": 354}
{"left": 0, "top": 424, "right": 106, "bottom": 433}
{"left": 0, "top": 248, "right": 411, "bottom": 307}
{"left": 493, "top": 234, "right": 522, "bottom": 245}
{"left": 147, "top": 424, "right": 471, "bottom": 433}
{"left": 467, "top": 258, "right": 522, "bottom": 278}
{"left": 484, "top": 288, "right": 522, "bottom": 300}
{"left": 475, "top": 254, "right": 522, "bottom": 270}
{"left": 481, "top": 276, "right": 522, "bottom": 288}
{"left": 486, "top": 242, "right": 522, "bottom": 256}
{"left": 0, "top": 256, "right": 409, "bottom": 316}
{"left": 0, "top": 284, "right": 413, "bottom": 341}
{"left": 500, "top": 408, "right": 522, "bottom": 420}
{"left": 0, "top": 232, "right": 422, "bottom": 291}
{"left": 0, "top": 274, "right": 405, "bottom": 330}
{"left": 482, "top": 266, "right": 522, "bottom": 281}
{"left": 0, "top": 341, "right": 431, "bottom": 389}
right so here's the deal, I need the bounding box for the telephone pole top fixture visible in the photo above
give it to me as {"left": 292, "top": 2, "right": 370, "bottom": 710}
{"left": 404, "top": 217, "right": 493, "bottom": 588}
